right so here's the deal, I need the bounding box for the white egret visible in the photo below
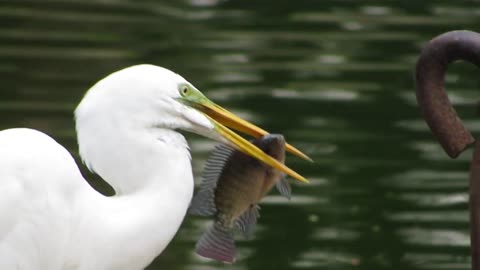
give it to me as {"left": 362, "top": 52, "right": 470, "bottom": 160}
{"left": 0, "top": 65, "right": 309, "bottom": 270}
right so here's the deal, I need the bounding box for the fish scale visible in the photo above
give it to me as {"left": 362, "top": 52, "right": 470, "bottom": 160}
{"left": 215, "top": 162, "right": 264, "bottom": 227}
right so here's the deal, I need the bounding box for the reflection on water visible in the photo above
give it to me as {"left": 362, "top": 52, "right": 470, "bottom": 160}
{"left": 1, "top": 0, "right": 479, "bottom": 269}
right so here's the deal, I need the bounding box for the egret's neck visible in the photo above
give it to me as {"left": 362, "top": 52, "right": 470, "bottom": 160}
{"left": 73, "top": 127, "right": 195, "bottom": 269}
{"left": 78, "top": 118, "right": 192, "bottom": 194}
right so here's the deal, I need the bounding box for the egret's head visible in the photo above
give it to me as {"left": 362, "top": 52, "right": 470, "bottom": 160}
{"left": 75, "top": 65, "right": 309, "bottom": 182}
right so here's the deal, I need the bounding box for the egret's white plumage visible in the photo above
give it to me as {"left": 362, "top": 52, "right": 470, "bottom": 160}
{"left": 0, "top": 65, "right": 214, "bottom": 269}
{"left": 0, "top": 64, "right": 308, "bottom": 270}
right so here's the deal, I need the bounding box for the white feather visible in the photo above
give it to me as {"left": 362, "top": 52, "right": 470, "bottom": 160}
{"left": 0, "top": 65, "right": 215, "bottom": 269}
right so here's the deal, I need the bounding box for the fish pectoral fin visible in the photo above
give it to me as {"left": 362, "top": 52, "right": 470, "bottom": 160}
{"left": 276, "top": 176, "right": 292, "bottom": 200}
{"left": 235, "top": 205, "right": 260, "bottom": 239}
{"left": 196, "top": 223, "right": 236, "bottom": 263}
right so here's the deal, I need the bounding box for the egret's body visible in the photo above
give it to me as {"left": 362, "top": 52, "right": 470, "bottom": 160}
{"left": 0, "top": 128, "right": 192, "bottom": 269}
{"left": 0, "top": 65, "right": 308, "bottom": 269}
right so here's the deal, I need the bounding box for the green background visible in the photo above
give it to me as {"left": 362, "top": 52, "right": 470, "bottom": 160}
{"left": 1, "top": 0, "right": 479, "bottom": 269}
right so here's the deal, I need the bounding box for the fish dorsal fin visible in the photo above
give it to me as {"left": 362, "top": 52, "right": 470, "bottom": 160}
{"left": 189, "top": 144, "right": 235, "bottom": 216}
{"left": 235, "top": 205, "right": 260, "bottom": 239}
{"left": 201, "top": 144, "right": 235, "bottom": 191}
{"left": 276, "top": 175, "right": 292, "bottom": 200}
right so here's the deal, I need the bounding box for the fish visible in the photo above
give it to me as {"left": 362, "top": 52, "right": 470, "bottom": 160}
{"left": 189, "top": 134, "right": 292, "bottom": 263}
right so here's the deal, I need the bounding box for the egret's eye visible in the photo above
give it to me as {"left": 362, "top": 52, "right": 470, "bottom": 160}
{"left": 180, "top": 86, "right": 189, "bottom": 96}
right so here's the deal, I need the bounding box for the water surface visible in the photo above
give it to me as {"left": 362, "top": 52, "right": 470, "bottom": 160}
{"left": 1, "top": 1, "right": 480, "bottom": 269}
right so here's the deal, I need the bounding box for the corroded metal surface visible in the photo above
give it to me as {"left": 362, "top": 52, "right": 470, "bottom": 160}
{"left": 415, "top": 30, "right": 480, "bottom": 158}
{"left": 470, "top": 143, "right": 480, "bottom": 270}
{"left": 416, "top": 30, "right": 480, "bottom": 270}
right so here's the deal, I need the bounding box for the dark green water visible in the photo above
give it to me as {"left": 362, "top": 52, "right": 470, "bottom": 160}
{"left": 1, "top": 0, "right": 480, "bottom": 269}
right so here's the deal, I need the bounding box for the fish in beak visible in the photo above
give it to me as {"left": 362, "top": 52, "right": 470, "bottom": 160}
{"left": 189, "top": 134, "right": 292, "bottom": 263}
{"left": 178, "top": 84, "right": 311, "bottom": 183}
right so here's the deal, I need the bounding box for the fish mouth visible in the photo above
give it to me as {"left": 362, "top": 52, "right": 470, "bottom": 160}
{"left": 180, "top": 86, "right": 311, "bottom": 183}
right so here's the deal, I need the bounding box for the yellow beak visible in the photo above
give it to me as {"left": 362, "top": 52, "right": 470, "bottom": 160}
{"left": 180, "top": 86, "right": 310, "bottom": 183}
{"left": 199, "top": 102, "right": 313, "bottom": 162}
{"left": 205, "top": 115, "right": 308, "bottom": 183}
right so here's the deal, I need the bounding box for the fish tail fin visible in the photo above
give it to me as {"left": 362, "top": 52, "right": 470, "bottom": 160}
{"left": 196, "top": 222, "right": 236, "bottom": 263}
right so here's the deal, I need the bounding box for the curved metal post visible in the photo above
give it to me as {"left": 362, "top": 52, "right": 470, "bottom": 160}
{"left": 416, "top": 30, "right": 480, "bottom": 270}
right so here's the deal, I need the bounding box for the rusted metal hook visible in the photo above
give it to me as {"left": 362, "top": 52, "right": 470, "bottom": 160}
{"left": 416, "top": 30, "right": 480, "bottom": 270}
